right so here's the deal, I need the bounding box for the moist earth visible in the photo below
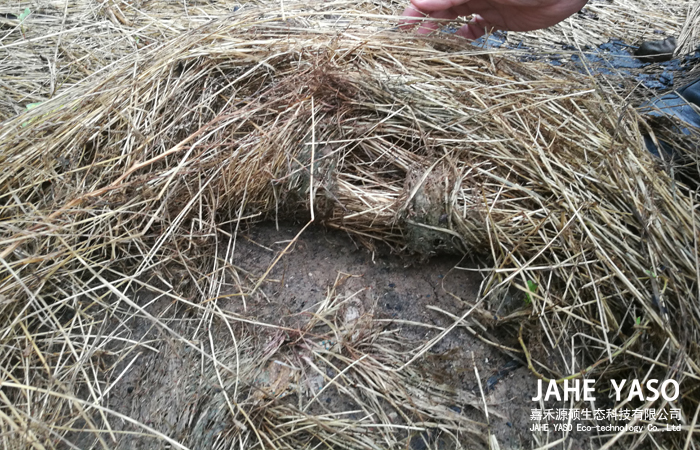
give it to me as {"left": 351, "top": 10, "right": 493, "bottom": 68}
{"left": 74, "top": 222, "right": 558, "bottom": 449}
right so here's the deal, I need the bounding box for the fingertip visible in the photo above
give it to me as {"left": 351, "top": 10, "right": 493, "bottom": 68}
{"left": 470, "top": 14, "right": 490, "bottom": 30}
{"left": 400, "top": 5, "right": 425, "bottom": 19}
{"left": 409, "top": 0, "right": 457, "bottom": 13}
{"left": 456, "top": 15, "right": 487, "bottom": 40}
{"left": 416, "top": 21, "right": 440, "bottom": 35}
{"left": 399, "top": 6, "right": 425, "bottom": 31}
{"left": 456, "top": 24, "right": 483, "bottom": 40}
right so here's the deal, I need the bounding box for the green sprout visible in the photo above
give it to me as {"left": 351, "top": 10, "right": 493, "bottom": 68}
{"left": 19, "top": 8, "right": 30, "bottom": 37}
{"left": 525, "top": 279, "right": 538, "bottom": 305}
{"left": 21, "top": 102, "right": 43, "bottom": 128}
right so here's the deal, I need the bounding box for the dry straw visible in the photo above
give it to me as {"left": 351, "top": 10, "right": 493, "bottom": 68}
{"left": 677, "top": 1, "right": 700, "bottom": 56}
{"left": 0, "top": 0, "right": 699, "bottom": 449}
{"left": 507, "top": 0, "right": 689, "bottom": 49}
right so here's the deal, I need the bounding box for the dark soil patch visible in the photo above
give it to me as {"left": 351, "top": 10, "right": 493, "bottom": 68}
{"left": 72, "top": 222, "right": 559, "bottom": 450}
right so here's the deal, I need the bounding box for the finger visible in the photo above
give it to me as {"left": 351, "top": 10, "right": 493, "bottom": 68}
{"left": 456, "top": 14, "right": 489, "bottom": 39}
{"left": 416, "top": 20, "right": 440, "bottom": 35}
{"left": 456, "top": 23, "right": 485, "bottom": 39}
{"left": 401, "top": 4, "right": 432, "bottom": 18}
{"left": 400, "top": 6, "right": 460, "bottom": 34}
{"left": 409, "top": 0, "right": 471, "bottom": 13}
{"left": 399, "top": 5, "right": 426, "bottom": 30}
{"left": 399, "top": 5, "right": 440, "bottom": 33}
{"left": 415, "top": 8, "right": 460, "bottom": 34}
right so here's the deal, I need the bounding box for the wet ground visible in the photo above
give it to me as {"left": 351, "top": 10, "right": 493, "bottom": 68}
{"left": 217, "top": 222, "right": 546, "bottom": 448}
{"left": 468, "top": 29, "right": 700, "bottom": 95}
{"left": 90, "top": 222, "right": 557, "bottom": 449}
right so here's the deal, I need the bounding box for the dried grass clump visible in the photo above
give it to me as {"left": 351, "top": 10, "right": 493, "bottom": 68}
{"left": 2, "top": 0, "right": 693, "bottom": 122}
{"left": 505, "top": 0, "right": 689, "bottom": 50}
{"left": 0, "top": 2, "right": 699, "bottom": 449}
{"left": 677, "top": 1, "right": 700, "bottom": 56}
{"left": 0, "top": 0, "right": 399, "bottom": 121}
{"left": 94, "top": 278, "right": 491, "bottom": 450}
{"left": 228, "top": 283, "right": 489, "bottom": 450}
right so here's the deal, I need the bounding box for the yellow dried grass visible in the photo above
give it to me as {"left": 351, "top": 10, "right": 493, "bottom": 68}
{"left": 0, "top": 1, "right": 699, "bottom": 449}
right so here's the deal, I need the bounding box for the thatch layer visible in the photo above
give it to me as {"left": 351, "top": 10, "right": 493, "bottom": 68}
{"left": 677, "top": 1, "right": 700, "bottom": 56}
{"left": 0, "top": 0, "right": 692, "bottom": 121}
{"left": 506, "top": 0, "right": 689, "bottom": 49}
{"left": 1, "top": 2, "right": 699, "bottom": 449}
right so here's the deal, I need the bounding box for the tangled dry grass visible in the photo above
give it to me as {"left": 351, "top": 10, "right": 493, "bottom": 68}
{"left": 677, "top": 1, "right": 700, "bottom": 56}
{"left": 1, "top": 1, "right": 699, "bottom": 449}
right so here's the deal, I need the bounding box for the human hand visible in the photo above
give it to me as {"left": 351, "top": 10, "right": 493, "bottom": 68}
{"left": 401, "top": 0, "right": 589, "bottom": 39}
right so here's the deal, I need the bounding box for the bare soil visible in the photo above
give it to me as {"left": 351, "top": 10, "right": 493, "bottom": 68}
{"left": 80, "top": 222, "right": 555, "bottom": 450}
